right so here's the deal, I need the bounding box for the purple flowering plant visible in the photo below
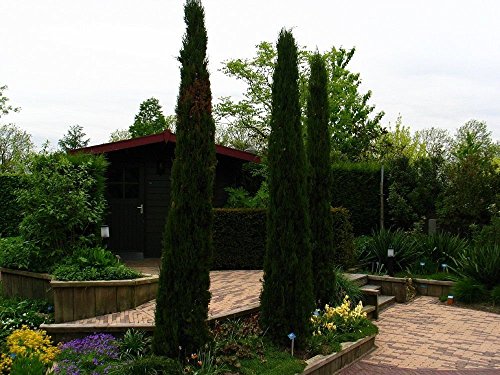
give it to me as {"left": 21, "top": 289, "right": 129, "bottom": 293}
{"left": 54, "top": 333, "right": 119, "bottom": 375}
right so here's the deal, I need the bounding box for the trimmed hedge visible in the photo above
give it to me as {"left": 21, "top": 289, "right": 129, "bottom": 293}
{"left": 331, "top": 162, "right": 385, "bottom": 236}
{"left": 213, "top": 207, "right": 354, "bottom": 270}
{"left": 213, "top": 208, "right": 266, "bottom": 269}
{"left": 0, "top": 174, "right": 25, "bottom": 237}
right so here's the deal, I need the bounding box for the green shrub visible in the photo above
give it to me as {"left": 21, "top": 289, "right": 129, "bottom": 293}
{"left": 415, "top": 232, "right": 468, "bottom": 273}
{"left": 17, "top": 152, "right": 107, "bottom": 270}
{"left": 491, "top": 285, "right": 500, "bottom": 305}
{"left": 473, "top": 216, "right": 500, "bottom": 247}
{"left": 213, "top": 208, "right": 354, "bottom": 270}
{"left": 329, "top": 268, "right": 363, "bottom": 307}
{"left": 331, "top": 162, "right": 384, "bottom": 236}
{"left": 108, "top": 356, "right": 182, "bottom": 375}
{"left": 52, "top": 247, "right": 141, "bottom": 281}
{"left": 0, "top": 237, "right": 46, "bottom": 273}
{"left": 452, "top": 278, "right": 488, "bottom": 304}
{"left": 451, "top": 244, "right": 499, "bottom": 289}
{"left": 0, "top": 174, "right": 25, "bottom": 238}
{"left": 0, "top": 296, "right": 54, "bottom": 341}
{"left": 356, "top": 228, "right": 422, "bottom": 272}
{"left": 213, "top": 209, "right": 266, "bottom": 269}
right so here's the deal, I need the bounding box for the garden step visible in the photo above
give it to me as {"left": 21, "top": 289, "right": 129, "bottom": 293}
{"left": 378, "top": 295, "right": 396, "bottom": 311}
{"left": 345, "top": 273, "right": 368, "bottom": 287}
{"left": 360, "top": 284, "right": 381, "bottom": 294}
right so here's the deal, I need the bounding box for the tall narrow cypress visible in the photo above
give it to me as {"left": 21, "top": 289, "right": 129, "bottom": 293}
{"left": 153, "top": 0, "right": 216, "bottom": 357}
{"left": 260, "top": 29, "right": 314, "bottom": 346}
{"left": 306, "top": 54, "right": 335, "bottom": 307}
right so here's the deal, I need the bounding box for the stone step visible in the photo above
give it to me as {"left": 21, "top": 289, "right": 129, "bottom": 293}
{"left": 378, "top": 295, "right": 396, "bottom": 311}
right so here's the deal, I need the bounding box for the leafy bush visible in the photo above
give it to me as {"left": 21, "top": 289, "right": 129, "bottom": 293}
{"left": 452, "top": 278, "right": 489, "bottom": 304}
{"left": 52, "top": 247, "right": 141, "bottom": 281}
{"left": 0, "top": 296, "right": 54, "bottom": 341}
{"left": 451, "top": 244, "right": 500, "bottom": 289}
{"left": 472, "top": 216, "right": 500, "bottom": 247}
{"left": 17, "top": 153, "right": 107, "bottom": 271}
{"left": 0, "top": 175, "right": 25, "bottom": 238}
{"left": 0, "top": 237, "right": 50, "bottom": 273}
{"left": 356, "top": 228, "right": 421, "bottom": 272}
{"left": 331, "top": 162, "right": 384, "bottom": 236}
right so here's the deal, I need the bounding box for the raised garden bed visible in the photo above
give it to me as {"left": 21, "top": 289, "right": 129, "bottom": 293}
{"left": 303, "top": 334, "right": 376, "bottom": 374}
{"left": 0, "top": 268, "right": 159, "bottom": 323}
{"left": 0, "top": 268, "right": 53, "bottom": 303}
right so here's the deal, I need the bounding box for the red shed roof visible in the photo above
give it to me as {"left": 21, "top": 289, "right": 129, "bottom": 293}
{"left": 73, "top": 130, "right": 260, "bottom": 163}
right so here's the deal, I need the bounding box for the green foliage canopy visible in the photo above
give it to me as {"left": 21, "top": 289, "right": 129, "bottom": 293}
{"left": 58, "top": 124, "right": 90, "bottom": 152}
{"left": 129, "top": 97, "right": 168, "bottom": 138}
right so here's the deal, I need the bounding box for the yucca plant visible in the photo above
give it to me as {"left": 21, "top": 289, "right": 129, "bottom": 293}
{"left": 328, "top": 268, "right": 363, "bottom": 307}
{"left": 450, "top": 244, "right": 500, "bottom": 289}
{"left": 357, "top": 228, "right": 422, "bottom": 273}
{"left": 452, "top": 278, "right": 489, "bottom": 304}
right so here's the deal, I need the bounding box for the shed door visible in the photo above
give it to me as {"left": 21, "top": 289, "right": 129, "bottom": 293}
{"left": 107, "top": 164, "right": 145, "bottom": 254}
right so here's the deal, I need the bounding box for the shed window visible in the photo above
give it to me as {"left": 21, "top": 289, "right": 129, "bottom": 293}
{"left": 108, "top": 166, "right": 140, "bottom": 199}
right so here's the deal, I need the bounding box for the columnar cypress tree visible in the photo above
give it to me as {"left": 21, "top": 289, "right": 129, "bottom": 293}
{"left": 153, "top": 0, "right": 216, "bottom": 357}
{"left": 306, "top": 54, "right": 335, "bottom": 307}
{"left": 260, "top": 29, "right": 314, "bottom": 346}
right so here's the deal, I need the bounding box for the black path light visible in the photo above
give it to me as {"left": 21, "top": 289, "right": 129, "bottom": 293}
{"left": 387, "top": 246, "right": 395, "bottom": 276}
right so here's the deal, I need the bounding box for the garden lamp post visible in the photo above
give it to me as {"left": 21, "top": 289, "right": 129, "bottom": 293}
{"left": 101, "top": 225, "right": 110, "bottom": 249}
{"left": 387, "top": 247, "right": 395, "bottom": 276}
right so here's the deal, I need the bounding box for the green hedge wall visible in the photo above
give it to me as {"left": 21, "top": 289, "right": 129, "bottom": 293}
{"left": 0, "top": 175, "right": 26, "bottom": 237}
{"left": 331, "top": 162, "right": 385, "bottom": 236}
{"left": 213, "top": 207, "right": 354, "bottom": 270}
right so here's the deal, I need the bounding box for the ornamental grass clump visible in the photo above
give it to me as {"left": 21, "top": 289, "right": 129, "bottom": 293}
{"left": 0, "top": 326, "right": 60, "bottom": 374}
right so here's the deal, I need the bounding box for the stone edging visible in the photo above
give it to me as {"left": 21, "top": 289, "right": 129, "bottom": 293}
{"left": 303, "top": 334, "right": 376, "bottom": 374}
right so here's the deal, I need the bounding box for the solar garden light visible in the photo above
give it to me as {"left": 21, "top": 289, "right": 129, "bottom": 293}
{"left": 419, "top": 261, "right": 425, "bottom": 273}
{"left": 441, "top": 263, "right": 448, "bottom": 272}
{"left": 288, "top": 332, "right": 296, "bottom": 356}
{"left": 447, "top": 295, "right": 454, "bottom": 305}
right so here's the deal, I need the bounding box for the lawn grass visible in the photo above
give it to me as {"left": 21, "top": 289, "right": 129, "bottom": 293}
{"left": 239, "top": 344, "right": 306, "bottom": 375}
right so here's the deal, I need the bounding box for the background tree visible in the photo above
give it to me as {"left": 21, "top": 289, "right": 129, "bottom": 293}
{"left": 260, "top": 29, "right": 314, "bottom": 347}
{"left": 0, "top": 86, "right": 33, "bottom": 173}
{"left": 214, "top": 43, "right": 385, "bottom": 159}
{"left": 108, "top": 129, "right": 131, "bottom": 142}
{"left": 129, "top": 97, "right": 168, "bottom": 138}
{"left": 153, "top": 0, "right": 216, "bottom": 357}
{"left": 437, "top": 120, "right": 500, "bottom": 236}
{"left": 58, "top": 125, "right": 90, "bottom": 151}
{"left": 306, "top": 53, "right": 335, "bottom": 307}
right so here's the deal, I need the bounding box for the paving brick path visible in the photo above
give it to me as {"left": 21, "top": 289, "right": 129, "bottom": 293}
{"left": 72, "top": 269, "right": 263, "bottom": 325}
{"left": 340, "top": 297, "right": 500, "bottom": 374}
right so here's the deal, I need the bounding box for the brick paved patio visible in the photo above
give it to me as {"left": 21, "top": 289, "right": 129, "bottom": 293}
{"left": 72, "top": 269, "right": 263, "bottom": 325}
{"left": 340, "top": 297, "right": 500, "bottom": 374}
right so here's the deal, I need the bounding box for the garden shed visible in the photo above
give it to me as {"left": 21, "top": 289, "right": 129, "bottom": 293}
{"left": 75, "top": 130, "right": 259, "bottom": 259}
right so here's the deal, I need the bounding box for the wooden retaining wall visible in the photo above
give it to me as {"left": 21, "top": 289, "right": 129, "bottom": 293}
{"left": 1, "top": 268, "right": 158, "bottom": 323}
{"left": 0, "top": 268, "right": 54, "bottom": 303}
{"left": 367, "top": 275, "right": 454, "bottom": 302}
{"left": 303, "top": 335, "right": 376, "bottom": 374}
{"left": 51, "top": 276, "right": 158, "bottom": 323}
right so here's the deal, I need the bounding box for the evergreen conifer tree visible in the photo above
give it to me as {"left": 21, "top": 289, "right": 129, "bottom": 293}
{"left": 153, "top": 0, "right": 216, "bottom": 357}
{"left": 260, "top": 29, "right": 314, "bottom": 346}
{"left": 306, "top": 54, "right": 335, "bottom": 307}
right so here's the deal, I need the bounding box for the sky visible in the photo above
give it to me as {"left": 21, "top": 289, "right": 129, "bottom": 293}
{"left": 1, "top": 0, "right": 499, "bottom": 147}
